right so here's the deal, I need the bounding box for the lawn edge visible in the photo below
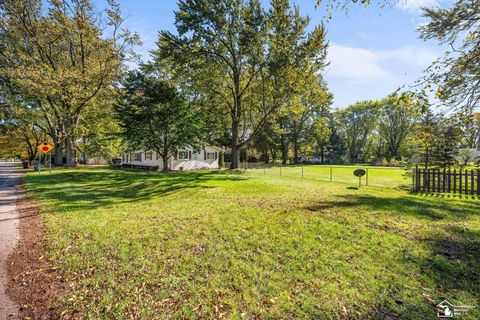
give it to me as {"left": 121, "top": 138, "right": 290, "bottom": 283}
{"left": 6, "top": 182, "right": 68, "bottom": 319}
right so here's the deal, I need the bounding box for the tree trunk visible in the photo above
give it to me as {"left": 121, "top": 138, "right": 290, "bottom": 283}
{"left": 65, "top": 135, "right": 76, "bottom": 167}
{"left": 230, "top": 119, "right": 240, "bottom": 169}
{"left": 293, "top": 139, "right": 299, "bottom": 164}
{"left": 162, "top": 158, "right": 169, "bottom": 171}
{"left": 229, "top": 68, "right": 242, "bottom": 170}
{"left": 54, "top": 142, "right": 63, "bottom": 166}
{"left": 270, "top": 148, "right": 277, "bottom": 164}
{"left": 230, "top": 145, "right": 240, "bottom": 169}
{"left": 292, "top": 122, "right": 299, "bottom": 164}
{"left": 281, "top": 137, "right": 288, "bottom": 165}
{"left": 320, "top": 144, "right": 325, "bottom": 163}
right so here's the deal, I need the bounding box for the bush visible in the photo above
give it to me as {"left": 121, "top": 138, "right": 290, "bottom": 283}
{"left": 247, "top": 155, "right": 257, "bottom": 163}
{"left": 223, "top": 153, "right": 232, "bottom": 163}
{"left": 218, "top": 151, "right": 224, "bottom": 168}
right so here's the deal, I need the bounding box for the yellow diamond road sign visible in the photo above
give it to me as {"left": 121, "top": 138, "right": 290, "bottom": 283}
{"left": 38, "top": 143, "right": 54, "bottom": 153}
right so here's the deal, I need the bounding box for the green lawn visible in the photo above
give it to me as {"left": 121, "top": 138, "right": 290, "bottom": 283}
{"left": 246, "top": 164, "right": 408, "bottom": 187}
{"left": 24, "top": 168, "right": 480, "bottom": 319}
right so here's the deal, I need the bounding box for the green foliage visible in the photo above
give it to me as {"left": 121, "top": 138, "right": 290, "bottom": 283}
{"left": 156, "top": 0, "right": 269, "bottom": 168}
{"left": 0, "top": 104, "right": 47, "bottom": 161}
{"left": 156, "top": 0, "right": 329, "bottom": 169}
{"left": 115, "top": 71, "right": 202, "bottom": 171}
{"left": 0, "top": 122, "right": 24, "bottom": 159}
{"left": 218, "top": 150, "right": 225, "bottom": 168}
{"left": 432, "top": 117, "right": 463, "bottom": 167}
{"left": 335, "top": 101, "right": 378, "bottom": 163}
{"left": 309, "top": 115, "right": 332, "bottom": 162}
{"left": 0, "top": 0, "right": 138, "bottom": 166}
{"left": 377, "top": 92, "right": 419, "bottom": 162}
{"left": 419, "top": 0, "right": 480, "bottom": 110}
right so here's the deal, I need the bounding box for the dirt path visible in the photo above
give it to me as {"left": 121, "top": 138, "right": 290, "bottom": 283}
{"left": 0, "top": 163, "right": 20, "bottom": 320}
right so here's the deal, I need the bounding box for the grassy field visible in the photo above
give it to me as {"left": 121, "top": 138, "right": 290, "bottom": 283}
{"left": 246, "top": 164, "right": 409, "bottom": 187}
{"left": 24, "top": 168, "right": 480, "bottom": 319}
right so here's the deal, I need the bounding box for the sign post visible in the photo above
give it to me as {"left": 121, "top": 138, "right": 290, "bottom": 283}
{"left": 37, "top": 143, "right": 54, "bottom": 174}
{"left": 353, "top": 169, "right": 367, "bottom": 188}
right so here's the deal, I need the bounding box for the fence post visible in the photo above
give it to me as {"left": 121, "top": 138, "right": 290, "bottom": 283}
{"left": 443, "top": 168, "right": 446, "bottom": 192}
{"left": 415, "top": 165, "right": 420, "bottom": 191}
{"left": 424, "top": 168, "right": 428, "bottom": 192}
{"left": 471, "top": 170, "right": 474, "bottom": 195}
{"left": 465, "top": 169, "right": 468, "bottom": 195}
{"left": 459, "top": 169, "right": 463, "bottom": 194}
{"left": 427, "top": 169, "right": 430, "bottom": 192}
{"left": 437, "top": 169, "right": 441, "bottom": 191}
{"left": 448, "top": 169, "right": 451, "bottom": 193}
{"left": 432, "top": 169, "right": 436, "bottom": 192}
{"left": 453, "top": 169, "right": 457, "bottom": 194}
{"left": 477, "top": 169, "right": 480, "bottom": 196}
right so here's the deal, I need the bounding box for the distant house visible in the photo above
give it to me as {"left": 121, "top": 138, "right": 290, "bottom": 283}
{"left": 120, "top": 146, "right": 223, "bottom": 171}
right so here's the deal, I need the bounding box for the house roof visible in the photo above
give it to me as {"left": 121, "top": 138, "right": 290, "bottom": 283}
{"left": 205, "top": 145, "right": 223, "bottom": 151}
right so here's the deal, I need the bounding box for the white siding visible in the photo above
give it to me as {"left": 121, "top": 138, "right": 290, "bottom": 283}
{"left": 120, "top": 146, "right": 221, "bottom": 171}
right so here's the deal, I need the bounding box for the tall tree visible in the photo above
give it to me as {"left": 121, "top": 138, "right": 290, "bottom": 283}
{"left": 157, "top": 0, "right": 269, "bottom": 169}
{"left": 309, "top": 115, "right": 332, "bottom": 163}
{"left": 336, "top": 101, "right": 377, "bottom": 163}
{"left": 458, "top": 111, "right": 480, "bottom": 149}
{"left": 77, "top": 96, "right": 123, "bottom": 164}
{"left": 267, "top": 0, "right": 329, "bottom": 164}
{"left": 432, "top": 116, "right": 462, "bottom": 168}
{"left": 410, "top": 101, "right": 437, "bottom": 168}
{"left": 378, "top": 92, "right": 419, "bottom": 162}
{"left": 0, "top": 0, "right": 138, "bottom": 166}
{"left": 419, "top": 0, "right": 480, "bottom": 110}
{"left": 156, "top": 0, "right": 328, "bottom": 169}
{"left": 115, "top": 71, "right": 202, "bottom": 171}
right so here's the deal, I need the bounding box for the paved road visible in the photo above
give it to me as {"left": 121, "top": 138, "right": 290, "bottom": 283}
{"left": 0, "top": 163, "right": 20, "bottom": 319}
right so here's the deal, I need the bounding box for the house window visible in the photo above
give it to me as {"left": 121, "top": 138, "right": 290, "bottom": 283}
{"left": 122, "top": 154, "right": 125, "bottom": 162}
{"left": 145, "top": 151, "right": 153, "bottom": 161}
{"left": 135, "top": 152, "right": 142, "bottom": 162}
{"left": 178, "top": 150, "right": 189, "bottom": 160}
{"left": 206, "top": 152, "right": 215, "bottom": 160}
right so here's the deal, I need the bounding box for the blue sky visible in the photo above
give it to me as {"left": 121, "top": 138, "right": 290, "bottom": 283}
{"left": 93, "top": 0, "right": 450, "bottom": 107}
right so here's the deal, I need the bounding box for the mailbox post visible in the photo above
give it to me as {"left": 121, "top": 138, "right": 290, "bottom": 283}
{"left": 353, "top": 169, "right": 367, "bottom": 188}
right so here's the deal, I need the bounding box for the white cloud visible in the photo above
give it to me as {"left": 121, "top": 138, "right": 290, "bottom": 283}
{"left": 378, "top": 47, "right": 439, "bottom": 66}
{"left": 395, "top": 0, "right": 438, "bottom": 10}
{"left": 327, "top": 44, "right": 390, "bottom": 81}
{"left": 326, "top": 43, "right": 439, "bottom": 82}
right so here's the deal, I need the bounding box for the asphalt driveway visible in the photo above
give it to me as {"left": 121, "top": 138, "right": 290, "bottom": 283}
{"left": 0, "top": 163, "right": 20, "bottom": 319}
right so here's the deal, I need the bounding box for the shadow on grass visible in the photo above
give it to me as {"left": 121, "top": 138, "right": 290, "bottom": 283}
{"left": 414, "top": 191, "right": 480, "bottom": 201}
{"left": 307, "top": 193, "right": 480, "bottom": 319}
{"left": 25, "top": 169, "right": 249, "bottom": 212}
{"left": 306, "top": 193, "right": 479, "bottom": 221}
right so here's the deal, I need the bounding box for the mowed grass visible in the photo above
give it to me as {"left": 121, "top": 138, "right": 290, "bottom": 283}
{"left": 247, "top": 165, "right": 408, "bottom": 187}
{"left": 24, "top": 168, "right": 480, "bottom": 319}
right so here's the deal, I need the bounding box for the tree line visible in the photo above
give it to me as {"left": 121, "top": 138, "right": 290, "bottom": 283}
{"left": 255, "top": 90, "right": 479, "bottom": 167}
{"left": 1, "top": 0, "right": 478, "bottom": 170}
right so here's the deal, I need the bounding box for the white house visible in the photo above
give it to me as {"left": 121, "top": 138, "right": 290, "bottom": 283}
{"left": 120, "top": 146, "right": 223, "bottom": 171}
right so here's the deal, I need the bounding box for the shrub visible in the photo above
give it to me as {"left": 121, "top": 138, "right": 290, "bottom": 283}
{"left": 218, "top": 151, "right": 225, "bottom": 168}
